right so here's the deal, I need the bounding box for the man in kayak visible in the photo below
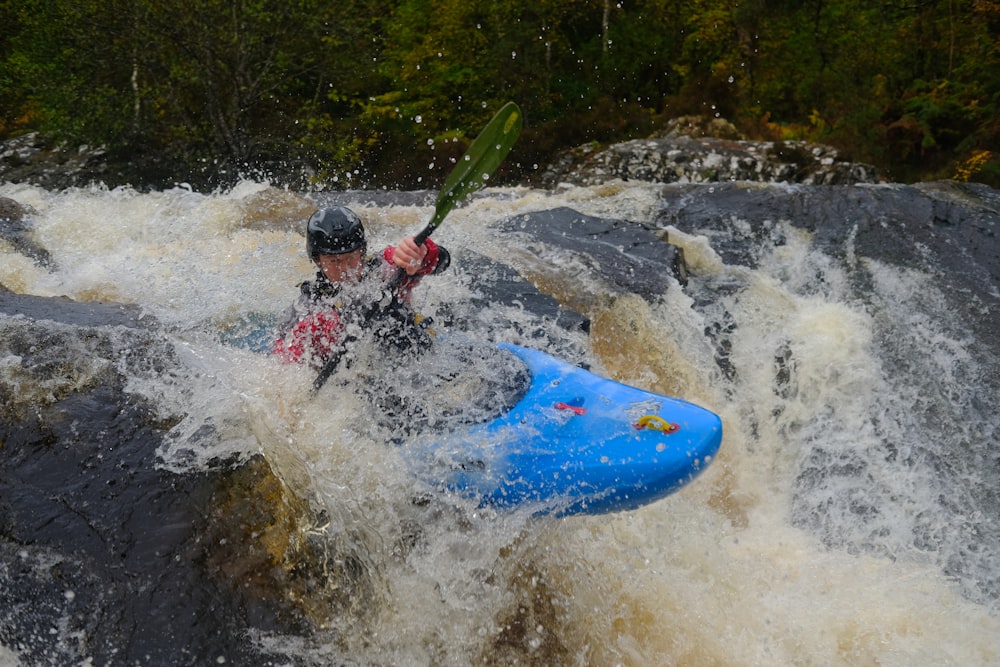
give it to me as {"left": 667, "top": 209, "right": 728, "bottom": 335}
{"left": 273, "top": 205, "right": 449, "bottom": 370}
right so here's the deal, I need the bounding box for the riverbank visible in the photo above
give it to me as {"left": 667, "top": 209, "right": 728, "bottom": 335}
{"left": 2, "top": 117, "right": 883, "bottom": 193}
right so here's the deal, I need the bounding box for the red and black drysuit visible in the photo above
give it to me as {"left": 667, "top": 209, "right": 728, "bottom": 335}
{"left": 273, "top": 239, "right": 448, "bottom": 370}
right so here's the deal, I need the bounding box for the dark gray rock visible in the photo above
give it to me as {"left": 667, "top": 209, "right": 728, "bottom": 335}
{"left": 0, "top": 292, "right": 335, "bottom": 666}
{"left": 496, "top": 207, "right": 687, "bottom": 302}
{"left": 656, "top": 180, "right": 999, "bottom": 351}
{"left": 440, "top": 251, "right": 590, "bottom": 336}
{"left": 0, "top": 196, "right": 52, "bottom": 268}
{"left": 0, "top": 132, "right": 112, "bottom": 192}
{"left": 0, "top": 289, "right": 155, "bottom": 328}
{"left": 657, "top": 179, "right": 1000, "bottom": 387}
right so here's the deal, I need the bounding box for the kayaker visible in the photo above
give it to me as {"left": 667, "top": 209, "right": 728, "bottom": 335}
{"left": 273, "top": 206, "right": 450, "bottom": 370}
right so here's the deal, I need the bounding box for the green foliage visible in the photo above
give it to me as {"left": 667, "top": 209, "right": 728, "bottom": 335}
{"left": 1, "top": 0, "right": 998, "bottom": 187}
{"left": 5, "top": 0, "right": 135, "bottom": 141}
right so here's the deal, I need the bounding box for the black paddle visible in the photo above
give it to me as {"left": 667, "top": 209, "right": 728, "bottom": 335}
{"left": 311, "top": 101, "right": 523, "bottom": 394}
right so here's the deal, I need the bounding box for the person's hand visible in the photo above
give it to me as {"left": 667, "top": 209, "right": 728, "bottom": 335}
{"left": 393, "top": 236, "right": 427, "bottom": 275}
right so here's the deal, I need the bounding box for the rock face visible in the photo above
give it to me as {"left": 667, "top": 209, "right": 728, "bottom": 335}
{"left": 656, "top": 180, "right": 999, "bottom": 353}
{"left": 0, "top": 131, "right": 227, "bottom": 192}
{"left": 495, "top": 207, "right": 687, "bottom": 307}
{"left": 0, "top": 292, "right": 335, "bottom": 666}
{"left": 441, "top": 251, "right": 592, "bottom": 336}
{"left": 0, "top": 132, "right": 115, "bottom": 192}
{"left": 539, "top": 118, "right": 880, "bottom": 188}
{"left": 0, "top": 196, "right": 51, "bottom": 267}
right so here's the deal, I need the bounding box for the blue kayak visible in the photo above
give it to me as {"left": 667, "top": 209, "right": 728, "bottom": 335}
{"left": 412, "top": 343, "right": 722, "bottom": 516}
{"left": 220, "top": 316, "right": 722, "bottom": 516}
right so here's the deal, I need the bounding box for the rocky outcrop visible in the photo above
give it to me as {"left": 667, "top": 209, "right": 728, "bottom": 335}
{"left": 0, "top": 132, "right": 115, "bottom": 191}
{"left": 539, "top": 118, "right": 879, "bottom": 188}
{"left": 0, "top": 292, "right": 345, "bottom": 665}
{"left": 657, "top": 179, "right": 1000, "bottom": 356}
{"left": 658, "top": 180, "right": 999, "bottom": 287}
{"left": 496, "top": 207, "right": 687, "bottom": 311}
{"left": 0, "top": 196, "right": 51, "bottom": 267}
{"left": 0, "top": 132, "right": 212, "bottom": 192}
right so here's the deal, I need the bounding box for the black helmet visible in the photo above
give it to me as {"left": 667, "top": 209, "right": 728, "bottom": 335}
{"left": 306, "top": 207, "right": 366, "bottom": 258}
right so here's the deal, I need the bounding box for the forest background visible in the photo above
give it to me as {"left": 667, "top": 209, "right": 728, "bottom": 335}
{"left": 1, "top": 0, "right": 998, "bottom": 191}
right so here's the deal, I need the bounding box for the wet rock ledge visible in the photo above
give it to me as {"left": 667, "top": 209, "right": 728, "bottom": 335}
{"left": 0, "top": 290, "right": 344, "bottom": 666}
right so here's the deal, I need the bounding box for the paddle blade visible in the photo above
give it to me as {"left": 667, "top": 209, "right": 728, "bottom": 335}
{"left": 418, "top": 102, "right": 523, "bottom": 242}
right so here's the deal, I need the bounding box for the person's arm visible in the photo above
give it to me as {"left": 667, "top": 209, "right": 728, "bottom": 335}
{"left": 382, "top": 237, "right": 448, "bottom": 301}
{"left": 385, "top": 236, "right": 442, "bottom": 275}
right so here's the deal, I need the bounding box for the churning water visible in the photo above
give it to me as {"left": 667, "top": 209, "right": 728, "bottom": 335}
{"left": 1, "top": 178, "right": 998, "bottom": 665}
